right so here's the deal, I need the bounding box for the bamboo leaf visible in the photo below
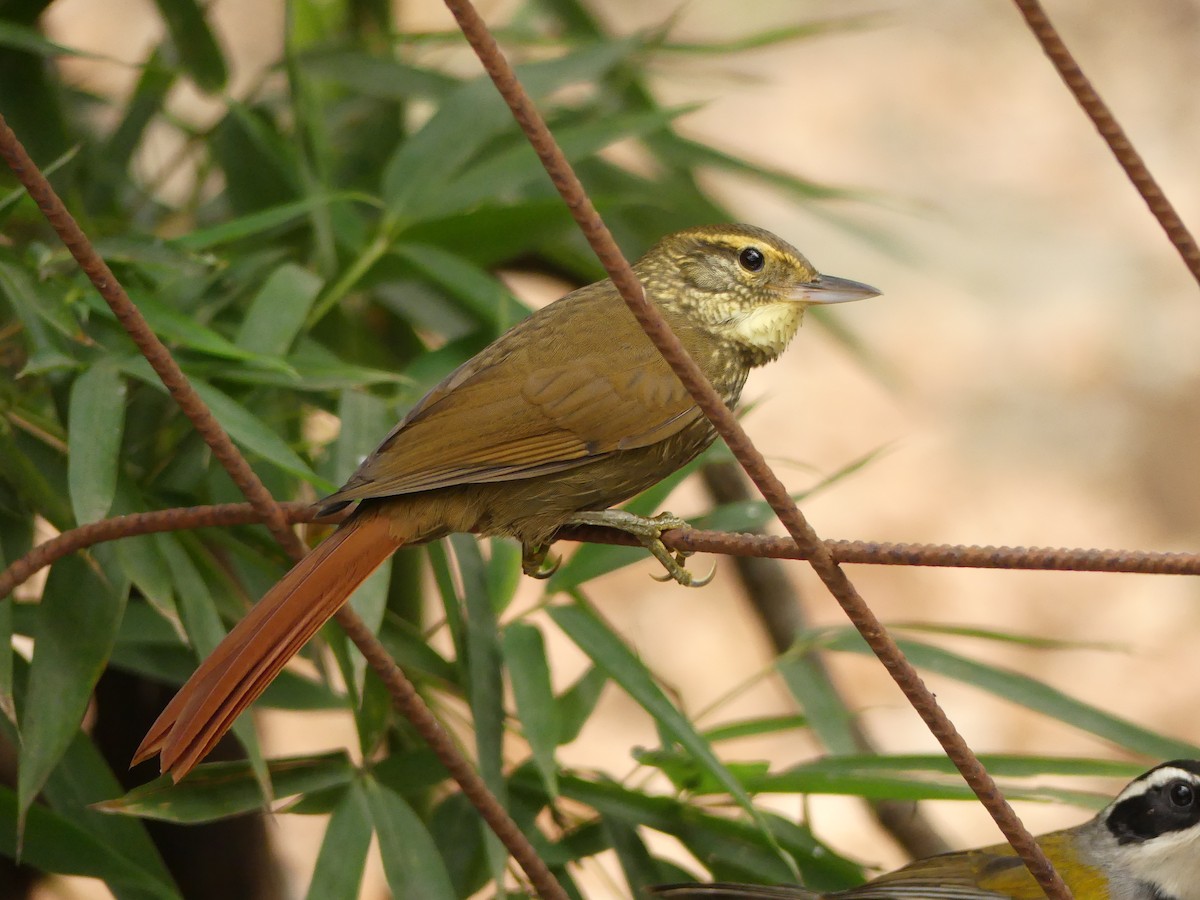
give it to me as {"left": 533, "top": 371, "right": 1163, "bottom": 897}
{"left": 503, "top": 622, "right": 561, "bottom": 797}
{"left": 67, "top": 360, "right": 126, "bottom": 523}
{"left": 363, "top": 776, "right": 457, "bottom": 900}
{"left": 304, "top": 782, "right": 372, "bottom": 900}
{"left": 18, "top": 551, "right": 128, "bottom": 832}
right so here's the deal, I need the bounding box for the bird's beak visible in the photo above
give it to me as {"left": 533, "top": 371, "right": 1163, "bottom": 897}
{"left": 791, "top": 273, "right": 881, "bottom": 305}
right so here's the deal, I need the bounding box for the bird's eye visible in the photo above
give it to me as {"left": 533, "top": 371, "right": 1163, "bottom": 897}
{"left": 1169, "top": 781, "right": 1195, "bottom": 808}
{"left": 738, "top": 247, "right": 765, "bottom": 272}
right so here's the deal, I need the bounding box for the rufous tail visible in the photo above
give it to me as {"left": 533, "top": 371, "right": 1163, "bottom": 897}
{"left": 132, "top": 509, "right": 402, "bottom": 780}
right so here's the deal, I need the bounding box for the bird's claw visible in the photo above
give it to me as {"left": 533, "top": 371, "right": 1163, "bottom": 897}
{"left": 521, "top": 544, "right": 561, "bottom": 580}
{"left": 647, "top": 540, "right": 715, "bottom": 587}
{"left": 563, "top": 509, "right": 715, "bottom": 588}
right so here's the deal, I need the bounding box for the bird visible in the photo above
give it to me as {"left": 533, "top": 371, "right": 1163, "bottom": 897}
{"left": 651, "top": 759, "right": 1200, "bottom": 899}
{"left": 132, "top": 223, "right": 879, "bottom": 780}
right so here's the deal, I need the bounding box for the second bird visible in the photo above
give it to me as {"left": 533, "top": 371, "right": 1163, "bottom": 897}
{"left": 134, "top": 223, "right": 879, "bottom": 779}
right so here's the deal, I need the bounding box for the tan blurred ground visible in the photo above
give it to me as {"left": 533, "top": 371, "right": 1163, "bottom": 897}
{"left": 37, "top": 0, "right": 1200, "bottom": 897}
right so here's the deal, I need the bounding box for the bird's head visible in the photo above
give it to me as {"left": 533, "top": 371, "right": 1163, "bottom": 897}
{"left": 1095, "top": 759, "right": 1200, "bottom": 900}
{"left": 635, "top": 224, "right": 879, "bottom": 365}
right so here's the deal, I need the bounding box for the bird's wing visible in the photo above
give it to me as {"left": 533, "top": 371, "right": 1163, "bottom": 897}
{"left": 842, "top": 836, "right": 1100, "bottom": 899}
{"left": 324, "top": 290, "right": 706, "bottom": 505}
{"left": 652, "top": 835, "right": 1102, "bottom": 900}
{"left": 650, "top": 876, "right": 1009, "bottom": 900}
{"left": 651, "top": 886, "right": 820, "bottom": 899}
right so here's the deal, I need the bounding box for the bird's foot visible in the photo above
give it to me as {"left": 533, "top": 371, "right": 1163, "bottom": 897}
{"left": 564, "top": 510, "right": 714, "bottom": 588}
{"left": 521, "top": 543, "right": 561, "bottom": 580}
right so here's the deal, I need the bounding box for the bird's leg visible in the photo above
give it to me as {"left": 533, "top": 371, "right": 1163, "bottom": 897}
{"left": 563, "top": 510, "right": 715, "bottom": 588}
{"left": 521, "top": 542, "right": 561, "bottom": 579}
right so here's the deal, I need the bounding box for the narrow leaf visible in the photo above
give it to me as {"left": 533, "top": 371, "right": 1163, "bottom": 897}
{"left": 100, "top": 752, "right": 354, "bottom": 824}
{"left": 19, "top": 550, "right": 128, "bottom": 831}
{"left": 453, "top": 536, "right": 507, "bottom": 803}
{"left": 451, "top": 535, "right": 508, "bottom": 882}
{"left": 236, "top": 263, "right": 324, "bottom": 357}
{"left": 557, "top": 665, "right": 607, "bottom": 746}
{"left": 120, "top": 360, "right": 326, "bottom": 487}
{"left": 0, "top": 787, "right": 177, "bottom": 897}
{"left": 173, "top": 193, "right": 366, "bottom": 251}
{"left": 304, "top": 782, "right": 372, "bottom": 900}
{"left": 364, "top": 776, "right": 456, "bottom": 900}
{"left": 152, "top": 0, "right": 228, "bottom": 92}
{"left": 547, "top": 602, "right": 792, "bottom": 870}
{"left": 503, "top": 622, "right": 560, "bottom": 797}
{"left": 67, "top": 360, "right": 126, "bottom": 523}
{"left": 819, "top": 629, "right": 1200, "bottom": 760}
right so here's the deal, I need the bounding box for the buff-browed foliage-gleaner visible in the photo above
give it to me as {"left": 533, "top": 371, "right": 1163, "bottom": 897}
{"left": 133, "top": 224, "right": 879, "bottom": 780}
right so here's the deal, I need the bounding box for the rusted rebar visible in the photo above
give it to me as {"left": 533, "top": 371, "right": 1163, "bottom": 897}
{"left": 1010, "top": 0, "right": 1200, "bottom": 286}
{"left": 10, "top": 505, "right": 1198, "bottom": 604}
{"left": 439, "top": 1, "right": 1071, "bottom": 896}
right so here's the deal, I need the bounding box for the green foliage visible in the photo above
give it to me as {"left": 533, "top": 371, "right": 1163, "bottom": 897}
{"left": 0, "top": 1, "right": 1180, "bottom": 898}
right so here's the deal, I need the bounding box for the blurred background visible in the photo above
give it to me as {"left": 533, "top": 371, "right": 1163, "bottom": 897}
{"left": 21, "top": 0, "right": 1200, "bottom": 896}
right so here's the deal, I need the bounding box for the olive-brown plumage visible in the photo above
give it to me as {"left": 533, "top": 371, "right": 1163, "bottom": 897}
{"left": 134, "top": 224, "right": 879, "bottom": 779}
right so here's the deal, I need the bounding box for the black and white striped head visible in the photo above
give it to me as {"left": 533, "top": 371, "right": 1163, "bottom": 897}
{"left": 1099, "top": 760, "right": 1200, "bottom": 899}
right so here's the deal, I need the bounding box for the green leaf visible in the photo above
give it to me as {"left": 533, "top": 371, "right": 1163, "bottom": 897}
{"left": 97, "top": 289, "right": 295, "bottom": 375}
{"left": 428, "top": 792, "right": 489, "bottom": 896}
{"left": 503, "top": 622, "right": 560, "bottom": 797}
{"left": 297, "top": 51, "right": 459, "bottom": 100}
{"left": 67, "top": 359, "right": 126, "bottom": 523}
{"left": 192, "top": 379, "right": 325, "bottom": 485}
{"left": 0, "top": 256, "right": 78, "bottom": 355}
{"left": 304, "top": 781, "right": 372, "bottom": 900}
{"left": 548, "top": 602, "right": 793, "bottom": 871}
{"left": 451, "top": 533, "right": 508, "bottom": 791}
{"left": 332, "top": 389, "right": 392, "bottom": 485}
{"left": 173, "top": 193, "right": 368, "bottom": 251}
{"left": 544, "top": 772, "right": 861, "bottom": 890}
{"left": 158, "top": 536, "right": 227, "bottom": 659}
{"left": 152, "top": 0, "right": 228, "bottom": 92}
{"left": 433, "top": 105, "right": 689, "bottom": 215}
{"left": 740, "top": 755, "right": 1123, "bottom": 808}
{"left": 332, "top": 391, "right": 394, "bottom": 688}
{"left": 99, "top": 752, "right": 355, "bottom": 824}
{"left": 485, "top": 537, "right": 523, "bottom": 616}
{"left": 0, "top": 597, "right": 12, "bottom": 723}
{"left": 120, "top": 360, "right": 326, "bottom": 488}
{"left": 391, "top": 243, "right": 528, "bottom": 331}
{"left": 0, "top": 787, "right": 178, "bottom": 898}
{"left": 235, "top": 263, "right": 324, "bottom": 357}
{"left": 382, "top": 38, "right": 640, "bottom": 219}
{"left": 158, "top": 536, "right": 267, "bottom": 787}
{"left": 776, "top": 652, "right": 861, "bottom": 757}
{"left": 0, "top": 21, "right": 108, "bottom": 60}
{"left": 660, "top": 18, "right": 866, "bottom": 54}
{"left": 818, "top": 629, "right": 1200, "bottom": 760}
{"left": 638, "top": 747, "right": 771, "bottom": 795}
{"left": 19, "top": 550, "right": 128, "bottom": 832}
{"left": 604, "top": 815, "right": 674, "bottom": 896}
{"left": 783, "top": 753, "right": 1140, "bottom": 781}
{"left": 557, "top": 665, "right": 607, "bottom": 746}
{"left": 183, "top": 344, "right": 404, "bottom": 392}
{"left": 402, "top": 199, "right": 575, "bottom": 267}
{"left": 376, "top": 614, "right": 458, "bottom": 686}
{"left": 114, "top": 533, "right": 177, "bottom": 622}
{"left": 702, "top": 715, "right": 809, "bottom": 744}
{"left": 38, "top": 726, "right": 177, "bottom": 896}
{"left": 211, "top": 103, "right": 301, "bottom": 214}
{"left": 452, "top": 535, "right": 508, "bottom": 884}
{"left": 363, "top": 776, "right": 457, "bottom": 900}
